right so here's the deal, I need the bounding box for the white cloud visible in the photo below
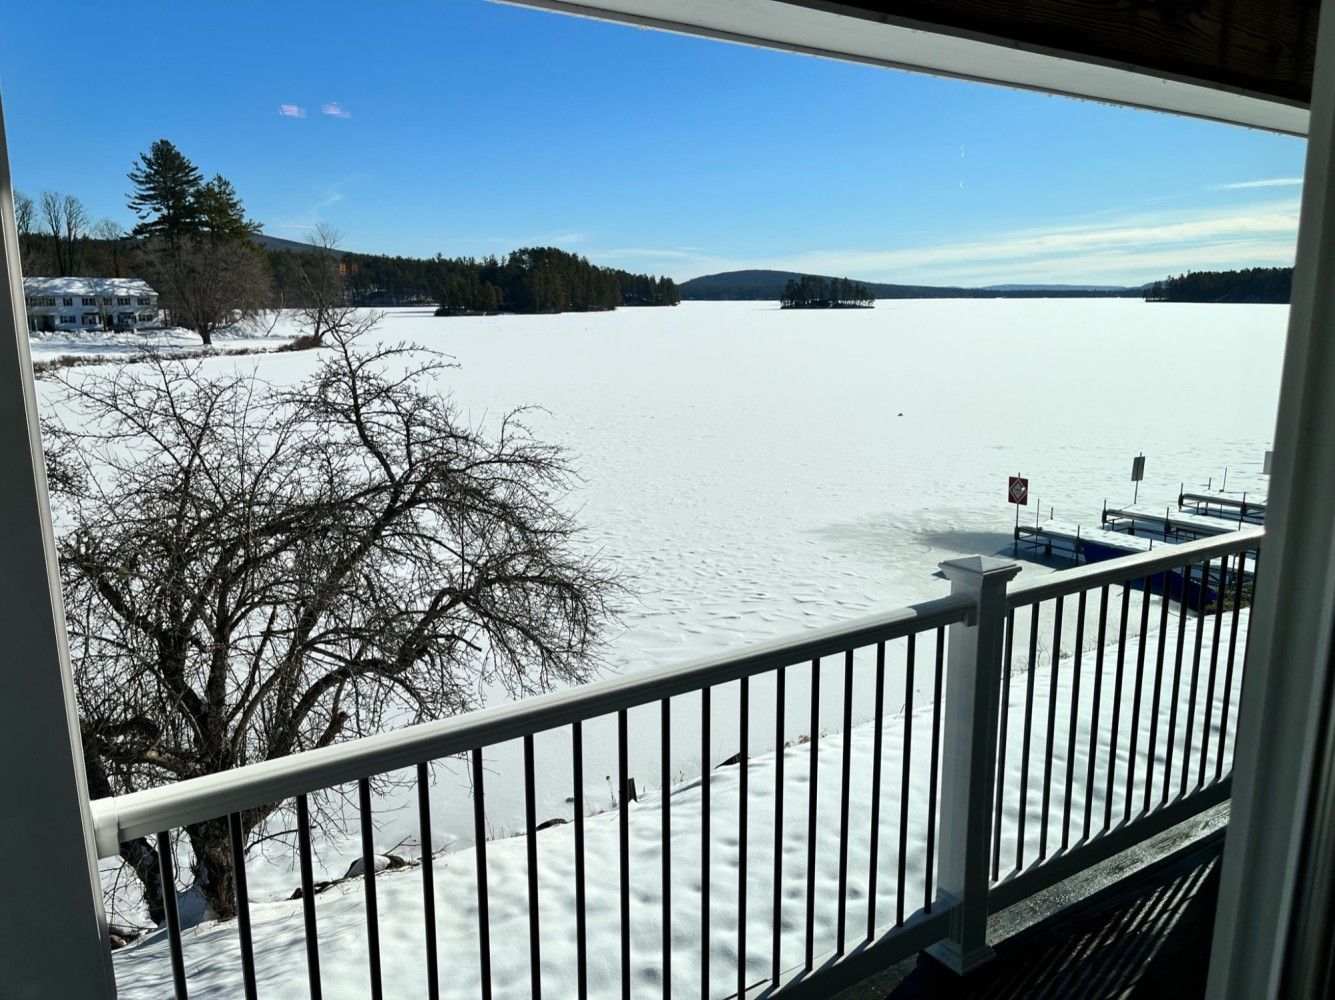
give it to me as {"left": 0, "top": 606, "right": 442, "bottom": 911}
{"left": 590, "top": 200, "right": 1300, "bottom": 287}
{"left": 1207, "top": 177, "right": 1303, "bottom": 190}
{"left": 321, "top": 102, "right": 352, "bottom": 120}
{"left": 278, "top": 104, "right": 306, "bottom": 119}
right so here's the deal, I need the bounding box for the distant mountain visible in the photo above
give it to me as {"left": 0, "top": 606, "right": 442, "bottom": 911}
{"left": 253, "top": 232, "right": 348, "bottom": 257}
{"left": 679, "top": 269, "right": 1142, "bottom": 301}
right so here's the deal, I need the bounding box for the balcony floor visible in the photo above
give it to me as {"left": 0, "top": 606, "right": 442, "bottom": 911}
{"left": 836, "top": 816, "right": 1224, "bottom": 999}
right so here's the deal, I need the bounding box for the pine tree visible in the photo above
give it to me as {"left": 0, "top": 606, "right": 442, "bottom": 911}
{"left": 194, "top": 174, "right": 260, "bottom": 241}
{"left": 127, "top": 139, "right": 204, "bottom": 243}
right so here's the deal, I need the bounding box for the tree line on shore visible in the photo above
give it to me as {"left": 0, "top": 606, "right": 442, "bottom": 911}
{"left": 1145, "top": 267, "right": 1292, "bottom": 304}
{"left": 17, "top": 138, "right": 678, "bottom": 344}
{"left": 780, "top": 274, "right": 875, "bottom": 309}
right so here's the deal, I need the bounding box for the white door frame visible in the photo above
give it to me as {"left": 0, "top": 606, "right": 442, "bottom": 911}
{"left": 0, "top": 90, "right": 118, "bottom": 996}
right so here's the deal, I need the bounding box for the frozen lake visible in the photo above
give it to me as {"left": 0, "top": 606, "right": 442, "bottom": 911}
{"left": 56, "top": 298, "right": 1285, "bottom": 926}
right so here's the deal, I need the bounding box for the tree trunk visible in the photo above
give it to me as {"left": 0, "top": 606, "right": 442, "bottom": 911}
{"left": 119, "top": 837, "right": 167, "bottom": 926}
{"left": 186, "top": 817, "right": 236, "bottom": 919}
{"left": 199, "top": 327, "right": 213, "bottom": 346}
{"left": 81, "top": 741, "right": 168, "bottom": 925}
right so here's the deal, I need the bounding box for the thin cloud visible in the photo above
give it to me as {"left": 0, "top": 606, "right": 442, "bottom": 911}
{"left": 321, "top": 102, "right": 353, "bottom": 119}
{"left": 593, "top": 200, "right": 1300, "bottom": 287}
{"left": 278, "top": 104, "right": 307, "bottom": 119}
{"left": 1208, "top": 177, "right": 1302, "bottom": 190}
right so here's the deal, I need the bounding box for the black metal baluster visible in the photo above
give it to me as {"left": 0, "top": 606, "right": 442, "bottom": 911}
{"left": 837, "top": 650, "right": 854, "bottom": 952}
{"left": 573, "top": 724, "right": 589, "bottom": 1000}
{"left": 297, "top": 794, "right": 323, "bottom": 1000}
{"left": 619, "top": 710, "right": 631, "bottom": 1000}
{"left": 227, "top": 813, "right": 258, "bottom": 1000}
{"left": 804, "top": 658, "right": 820, "bottom": 972}
{"left": 992, "top": 612, "right": 1015, "bottom": 880}
{"left": 416, "top": 765, "right": 439, "bottom": 1000}
{"left": 157, "top": 831, "right": 188, "bottom": 1000}
{"left": 867, "top": 643, "right": 886, "bottom": 939}
{"left": 1062, "top": 592, "right": 1087, "bottom": 851}
{"left": 1163, "top": 563, "right": 1191, "bottom": 804}
{"left": 1083, "top": 586, "right": 1109, "bottom": 841}
{"left": 358, "top": 778, "right": 383, "bottom": 1000}
{"left": 701, "top": 688, "right": 711, "bottom": 1000}
{"left": 662, "top": 699, "right": 672, "bottom": 999}
{"left": 1181, "top": 561, "right": 1210, "bottom": 798}
{"left": 1105, "top": 585, "right": 1131, "bottom": 832}
{"left": 524, "top": 736, "right": 542, "bottom": 1000}
{"left": 1017, "top": 603, "right": 1040, "bottom": 869}
{"left": 471, "top": 749, "right": 493, "bottom": 1000}
{"left": 773, "top": 667, "right": 787, "bottom": 982}
{"left": 1144, "top": 573, "right": 1172, "bottom": 814}
{"left": 1199, "top": 556, "right": 1227, "bottom": 789}
{"left": 1125, "top": 577, "right": 1151, "bottom": 824}
{"left": 1216, "top": 551, "right": 1247, "bottom": 782}
{"left": 926, "top": 627, "right": 945, "bottom": 911}
{"left": 1040, "top": 596, "right": 1064, "bottom": 861}
{"left": 898, "top": 635, "right": 915, "bottom": 925}
{"left": 738, "top": 678, "right": 749, "bottom": 1000}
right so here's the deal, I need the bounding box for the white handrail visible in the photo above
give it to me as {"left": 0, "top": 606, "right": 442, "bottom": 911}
{"left": 89, "top": 592, "right": 974, "bottom": 855}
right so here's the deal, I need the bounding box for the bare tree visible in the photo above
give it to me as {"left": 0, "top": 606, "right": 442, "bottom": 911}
{"left": 38, "top": 190, "right": 89, "bottom": 276}
{"left": 13, "top": 190, "right": 39, "bottom": 273}
{"left": 14, "top": 189, "right": 34, "bottom": 237}
{"left": 91, "top": 218, "right": 127, "bottom": 277}
{"left": 62, "top": 194, "right": 89, "bottom": 271}
{"left": 40, "top": 190, "right": 69, "bottom": 274}
{"left": 142, "top": 235, "right": 272, "bottom": 344}
{"left": 45, "top": 324, "right": 619, "bottom": 921}
{"left": 297, "top": 222, "right": 352, "bottom": 344}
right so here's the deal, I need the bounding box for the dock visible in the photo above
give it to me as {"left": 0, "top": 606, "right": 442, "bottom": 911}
{"left": 1178, "top": 487, "right": 1265, "bottom": 524}
{"left": 1103, "top": 503, "right": 1241, "bottom": 542}
{"left": 1014, "top": 518, "right": 1221, "bottom": 604}
{"left": 1015, "top": 518, "right": 1155, "bottom": 562}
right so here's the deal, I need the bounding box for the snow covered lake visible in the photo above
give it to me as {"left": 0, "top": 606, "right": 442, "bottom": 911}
{"left": 51, "top": 298, "right": 1283, "bottom": 992}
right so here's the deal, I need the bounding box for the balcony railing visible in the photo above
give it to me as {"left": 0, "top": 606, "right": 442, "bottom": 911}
{"left": 90, "top": 525, "right": 1261, "bottom": 999}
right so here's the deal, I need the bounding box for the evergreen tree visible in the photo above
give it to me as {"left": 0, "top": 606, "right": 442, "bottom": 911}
{"left": 127, "top": 139, "right": 204, "bottom": 243}
{"left": 194, "top": 174, "right": 260, "bottom": 241}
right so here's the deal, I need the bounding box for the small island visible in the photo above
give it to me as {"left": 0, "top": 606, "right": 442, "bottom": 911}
{"left": 434, "top": 246, "right": 680, "bottom": 316}
{"left": 780, "top": 275, "right": 875, "bottom": 309}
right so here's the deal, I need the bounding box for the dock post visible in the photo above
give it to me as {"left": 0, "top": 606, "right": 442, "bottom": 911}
{"left": 926, "top": 556, "right": 1022, "bottom": 975}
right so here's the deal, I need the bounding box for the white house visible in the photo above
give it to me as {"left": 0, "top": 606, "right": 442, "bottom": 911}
{"left": 22, "top": 276, "right": 160, "bottom": 334}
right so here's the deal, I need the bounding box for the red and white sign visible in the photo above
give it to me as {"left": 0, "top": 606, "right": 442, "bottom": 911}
{"left": 1008, "top": 476, "right": 1029, "bottom": 505}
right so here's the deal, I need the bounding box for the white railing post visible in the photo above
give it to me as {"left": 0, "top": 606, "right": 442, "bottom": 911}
{"left": 925, "top": 555, "right": 1020, "bottom": 974}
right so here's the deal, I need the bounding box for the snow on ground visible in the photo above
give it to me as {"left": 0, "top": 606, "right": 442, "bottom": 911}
{"left": 111, "top": 602, "right": 1249, "bottom": 998}
{"left": 27, "top": 315, "right": 300, "bottom": 364}
{"left": 39, "top": 299, "right": 1280, "bottom": 990}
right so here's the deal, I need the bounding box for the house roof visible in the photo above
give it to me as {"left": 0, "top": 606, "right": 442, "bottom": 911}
{"left": 23, "top": 277, "right": 157, "bottom": 300}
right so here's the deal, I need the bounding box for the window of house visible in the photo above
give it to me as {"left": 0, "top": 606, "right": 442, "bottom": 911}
{"left": 59, "top": 315, "right": 76, "bottom": 324}
{"left": 102, "top": 297, "right": 112, "bottom": 305}
{"left": 62, "top": 297, "right": 73, "bottom": 307}
{"left": 83, "top": 296, "right": 97, "bottom": 306}
{"left": 117, "top": 297, "right": 130, "bottom": 306}
{"left": 82, "top": 314, "right": 98, "bottom": 326}
{"left": 138, "top": 297, "right": 151, "bottom": 305}
{"left": 139, "top": 313, "right": 154, "bottom": 322}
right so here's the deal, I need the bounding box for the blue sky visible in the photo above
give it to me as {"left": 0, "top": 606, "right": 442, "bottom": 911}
{"left": 0, "top": 0, "right": 1307, "bottom": 285}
